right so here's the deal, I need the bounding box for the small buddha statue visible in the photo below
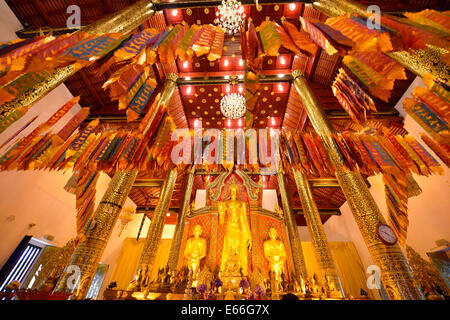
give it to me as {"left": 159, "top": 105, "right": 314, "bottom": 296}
{"left": 263, "top": 228, "right": 287, "bottom": 281}
{"left": 184, "top": 224, "right": 207, "bottom": 280}
{"left": 325, "top": 275, "right": 342, "bottom": 299}
{"left": 280, "top": 272, "right": 289, "bottom": 292}
{"left": 300, "top": 277, "right": 306, "bottom": 294}
{"left": 308, "top": 276, "right": 321, "bottom": 298}
{"left": 127, "top": 267, "right": 143, "bottom": 291}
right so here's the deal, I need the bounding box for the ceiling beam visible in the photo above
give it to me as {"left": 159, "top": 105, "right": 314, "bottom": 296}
{"left": 177, "top": 74, "right": 292, "bottom": 85}
{"left": 85, "top": 108, "right": 400, "bottom": 123}
{"left": 136, "top": 206, "right": 180, "bottom": 213}
{"left": 293, "top": 208, "right": 341, "bottom": 216}
{"left": 135, "top": 206, "right": 341, "bottom": 216}
{"left": 133, "top": 179, "right": 164, "bottom": 187}
{"left": 155, "top": 0, "right": 311, "bottom": 11}
{"left": 308, "top": 179, "right": 340, "bottom": 188}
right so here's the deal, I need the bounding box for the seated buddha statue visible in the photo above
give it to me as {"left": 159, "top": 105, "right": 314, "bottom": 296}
{"left": 308, "top": 275, "right": 321, "bottom": 299}
{"left": 184, "top": 224, "right": 207, "bottom": 280}
{"left": 263, "top": 228, "right": 287, "bottom": 281}
{"left": 325, "top": 275, "right": 342, "bottom": 299}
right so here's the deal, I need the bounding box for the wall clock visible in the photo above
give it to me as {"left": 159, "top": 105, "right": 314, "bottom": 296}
{"left": 377, "top": 224, "right": 398, "bottom": 245}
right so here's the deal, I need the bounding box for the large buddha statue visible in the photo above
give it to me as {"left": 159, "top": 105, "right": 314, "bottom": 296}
{"left": 184, "top": 224, "right": 207, "bottom": 279}
{"left": 263, "top": 228, "right": 287, "bottom": 280}
{"left": 218, "top": 184, "right": 252, "bottom": 277}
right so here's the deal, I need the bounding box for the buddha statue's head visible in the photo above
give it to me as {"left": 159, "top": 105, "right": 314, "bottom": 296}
{"left": 193, "top": 224, "right": 202, "bottom": 237}
{"left": 229, "top": 184, "right": 238, "bottom": 200}
{"left": 269, "top": 228, "right": 278, "bottom": 240}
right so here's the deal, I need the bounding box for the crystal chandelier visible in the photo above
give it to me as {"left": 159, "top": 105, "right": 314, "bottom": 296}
{"left": 220, "top": 92, "right": 246, "bottom": 119}
{"left": 215, "top": 0, "right": 246, "bottom": 35}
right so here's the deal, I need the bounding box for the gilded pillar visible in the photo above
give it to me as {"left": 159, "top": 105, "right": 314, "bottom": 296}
{"left": 387, "top": 48, "right": 450, "bottom": 85}
{"left": 292, "top": 169, "right": 344, "bottom": 297}
{"left": 0, "top": 0, "right": 157, "bottom": 119}
{"left": 137, "top": 168, "right": 178, "bottom": 273}
{"left": 312, "top": 0, "right": 450, "bottom": 85}
{"left": 55, "top": 169, "right": 138, "bottom": 299}
{"left": 277, "top": 170, "right": 307, "bottom": 281}
{"left": 292, "top": 70, "right": 424, "bottom": 300}
{"left": 167, "top": 167, "right": 195, "bottom": 271}
{"left": 312, "top": 0, "right": 358, "bottom": 17}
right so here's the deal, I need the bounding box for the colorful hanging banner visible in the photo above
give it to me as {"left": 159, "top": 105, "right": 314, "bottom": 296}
{"left": 114, "top": 28, "right": 160, "bottom": 62}
{"left": 259, "top": 21, "right": 282, "bottom": 56}
{"left": 126, "top": 77, "right": 157, "bottom": 122}
{"left": 332, "top": 68, "right": 376, "bottom": 124}
{"left": 282, "top": 20, "right": 318, "bottom": 56}
{"left": 300, "top": 17, "right": 339, "bottom": 55}
{"left": 403, "top": 97, "right": 450, "bottom": 144}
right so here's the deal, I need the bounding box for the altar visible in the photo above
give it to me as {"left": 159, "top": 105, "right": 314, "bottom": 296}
{"left": 104, "top": 171, "right": 349, "bottom": 300}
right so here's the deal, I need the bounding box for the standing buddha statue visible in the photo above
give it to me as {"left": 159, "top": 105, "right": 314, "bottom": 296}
{"left": 184, "top": 224, "right": 207, "bottom": 280}
{"left": 218, "top": 184, "right": 252, "bottom": 277}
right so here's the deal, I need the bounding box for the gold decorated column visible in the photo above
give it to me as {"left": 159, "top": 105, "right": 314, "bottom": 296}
{"left": 167, "top": 167, "right": 194, "bottom": 271}
{"left": 277, "top": 170, "right": 307, "bottom": 281}
{"left": 292, "top": 70, "right": 424, "bottom": 300}
{"left": 292, "top": 169, "right": 344, "bottom": 297}
{"left": 312, "top": 0, "right": 450, "bottom": 85}
{"left": 0, "top": 0, "right": 157, "bottom": 119}
{"left": 136, "top": 168, "right": 178, "bottom": 273}
{"left": 55, "top": 169, "right": 138, "bottom": 299}
{"left": 54, "top": 71, "right": 177, "bottom": 299}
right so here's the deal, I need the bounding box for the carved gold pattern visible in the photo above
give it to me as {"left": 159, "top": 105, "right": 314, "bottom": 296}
{"left": 235, "top": 170, "right": 261, "bottom": 200}
{"left": 312, "top": 1, "right": 347, "bottom": 17}
{"left": 277, "top": 171, "right": 307, "bottom": 280}
{"left": 388, "top": 48, "right": 450, "bottom": 85}
{"left": 406, "top": 246, "right": 449, "bottom": 299}
{"left": 167, "top": 168, "right": 195, "bottom": 271}
{"left": 292, "top": 70, "right": 425, "bottom": 300}
{"left": 292, "top": 169, "right": 343, "bottom": 297}
{"left": 0, "top": 65, "right": 74, "bottom": 118}
{"left": 137, "top": 169, "right": 178, "bottom": 272}
{"left": 54, "top": 170, "right": 138, "bottom": 299}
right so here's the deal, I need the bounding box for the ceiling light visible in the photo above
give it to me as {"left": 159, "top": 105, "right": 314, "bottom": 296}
{"left": 289, "top": 3, "right": 296, "bottom": 11}
{"left": 221, "top": 93, "right": 246, "bottom": 119}
{"left": 215, "top": 0, "right": 246, "bottom": 35}
{"left": 171, "top": 9, "right": 179, "bottom": 17}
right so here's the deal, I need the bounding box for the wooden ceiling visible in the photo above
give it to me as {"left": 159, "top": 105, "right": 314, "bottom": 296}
{"left": 5, "top": 0, "right": 442, "bottom": 225}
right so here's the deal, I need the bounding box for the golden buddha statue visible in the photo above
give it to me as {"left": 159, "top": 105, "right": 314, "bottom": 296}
{"left": 184, "top": 224, "right": 207, "bottom": 279}
{"left": 325, "top": 275, "right": 342, "bottom": 299}
{"left": 263, "top": 228, "right": 287, "bottom": 280}
{"left": 218, "top": 184, "right": 252, "bottom": 277}
{"left": 308, "top": 275, "right": 321, "bottom": 299}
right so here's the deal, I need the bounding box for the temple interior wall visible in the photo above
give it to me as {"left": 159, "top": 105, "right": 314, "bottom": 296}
{"left": 328, "top": 76, "right": 450, "bottom": 297}
{"left": 0, "top": 0, "right": 448, "bottom": 300}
